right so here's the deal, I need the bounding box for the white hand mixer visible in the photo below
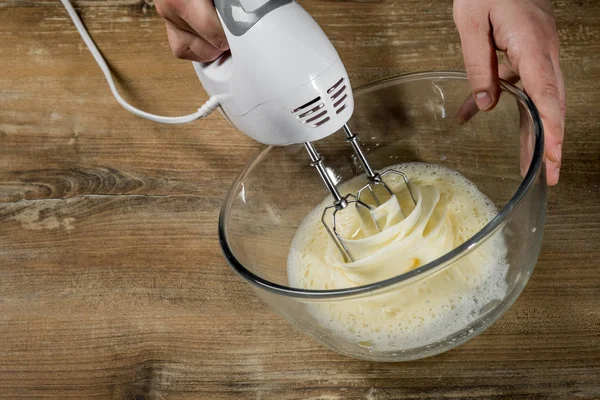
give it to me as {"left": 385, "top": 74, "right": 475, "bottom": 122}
{"left": 61, "top": 0, "right": 416, "bottom": 262}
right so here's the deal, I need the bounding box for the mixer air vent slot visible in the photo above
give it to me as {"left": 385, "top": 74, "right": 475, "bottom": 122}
{"left": 292, "top": 96, "right": 329, "bottom": 128}
{"left": 328, "top": 78, "right": 345, "bottom": 95}
{"left": 298, "top": 103, "right": 324, "bottom": 119}
{"left": 328, "top": 77, "right": 349, "bottom": 115}
{"left": 293, "top": 96, "right": 321, "bottom": 113}
{"left": 336, "top": 104, "right": 348, "bottom": 114}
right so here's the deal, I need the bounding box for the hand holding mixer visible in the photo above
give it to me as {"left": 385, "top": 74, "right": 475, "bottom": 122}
{"left": 61, "top": 0, "right": 416, "bottom": 263}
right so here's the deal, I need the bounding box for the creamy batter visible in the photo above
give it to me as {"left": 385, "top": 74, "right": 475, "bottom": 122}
{"left": 287, "top": 163, "right": 508, "bottom": 350}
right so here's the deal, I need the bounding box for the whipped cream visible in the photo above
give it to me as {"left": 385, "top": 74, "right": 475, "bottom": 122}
{"left": 287, "top": 163, "right": 509, "bottom": 350}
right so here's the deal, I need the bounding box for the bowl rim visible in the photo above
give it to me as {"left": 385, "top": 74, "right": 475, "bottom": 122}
{"left": 218, "top": 70, "right": 545, "bottom": 300}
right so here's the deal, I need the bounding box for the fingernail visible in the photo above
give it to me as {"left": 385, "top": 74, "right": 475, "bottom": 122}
{"left": 554, "top": 144, "right": 562, "bottom": 163}
{"left": 553, "top": 168, "right": 560, "bottom": 184}
{"left": 475, "top": 92, "right": 493, "bottom": 110}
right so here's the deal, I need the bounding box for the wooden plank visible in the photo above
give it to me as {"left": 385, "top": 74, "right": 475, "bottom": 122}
{"left": 0, "top": 0, "right": 599, "bottom": 398}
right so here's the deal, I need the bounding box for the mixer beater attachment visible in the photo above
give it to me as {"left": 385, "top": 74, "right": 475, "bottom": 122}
{"left": 305, "top": 142, "right": 380, "bottom": 263}
{"left": 343, "top": 124, "right": 417, "bottom": 208}
{"left": 306, "top": 126, "right": 418, "bottom": 263}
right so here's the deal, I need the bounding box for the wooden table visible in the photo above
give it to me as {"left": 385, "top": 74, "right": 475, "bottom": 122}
{"left": 1, "top": 0, "right": 599, "bottom": 398}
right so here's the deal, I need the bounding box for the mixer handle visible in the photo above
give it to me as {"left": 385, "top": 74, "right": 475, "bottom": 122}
{"left": 213, "top": 0, "right": 293, "bottom": 36}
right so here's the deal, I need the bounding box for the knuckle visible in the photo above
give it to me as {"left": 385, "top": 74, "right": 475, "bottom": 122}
{"left": 526, "top": 7, "right": 558, "bottom": 41}
{"left": 215, "top": 34, "right": 229, "bottom": 50}
{"left": 560, "top": 100, "right": 567, "bottom": 115}
{"left": 171, "top": 43, "right": 188, "bottom": 59}
{"left": 506, "top": 36, "right": 528, "bottom": 64}
{"left": 541, "top": 81, "right": 560, "bottom": 100}
{"left": 526, "top": 24, "right": 548, "bottom": 45}
{"left": 165, "top": 0, "right": 182, "bottom": 11}
{"left": 536, "top": 6, "right": 557, "bottom": 28}
{"left": 206, "top": 31, "right": 227, "bottom": 49}
{"left": 156, "top": 0, "right": 179, "bottom": 17}
{"left": 195, "top": 13, "right": 226, "bottom": 45}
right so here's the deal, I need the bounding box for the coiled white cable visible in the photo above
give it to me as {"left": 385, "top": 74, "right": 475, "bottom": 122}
{"left": 60, "top": 0, "right": 221, "bottom": 124}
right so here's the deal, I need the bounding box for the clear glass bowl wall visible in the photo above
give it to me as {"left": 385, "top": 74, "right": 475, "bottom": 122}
{"left": 219, "top": 72, "right": 547, "bottom": 361}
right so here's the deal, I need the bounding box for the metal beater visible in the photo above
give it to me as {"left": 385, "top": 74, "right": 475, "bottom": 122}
{"left": 306, "top": 124, "right": 417, "bottom": 263}
{"left": 305, "top": 141, "right": 376, "bottom": 263}
{"left": 343, "top": 125, "right": 417, "bottom": 208}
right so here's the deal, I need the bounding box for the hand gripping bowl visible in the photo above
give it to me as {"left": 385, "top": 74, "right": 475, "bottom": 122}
{"left": 218, "top": 71, "right": 546, "bottom": 361}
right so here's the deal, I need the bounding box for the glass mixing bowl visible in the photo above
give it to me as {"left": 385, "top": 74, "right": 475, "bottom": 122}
{"left": 219, "top": 71, "right": 546, "bottom": 361}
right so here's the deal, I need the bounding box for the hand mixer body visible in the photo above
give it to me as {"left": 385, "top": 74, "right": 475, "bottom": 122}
{"left": 192, "top": 0, "right": 354, "bottom": 145}
{"left": 193, "top": 0, "right": 415, "bottom": 263}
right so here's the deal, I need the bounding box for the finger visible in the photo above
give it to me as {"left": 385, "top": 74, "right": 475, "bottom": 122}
{"left": 519, "top": 100, "right": 535, "bottom": 178}
{"left": 182, "top": 0, "right": 229, "bottom": 51}
{"left": 551, "top": 62, "right": 565, "bottom": 185}
{"left": 457, "top": 62, "right": 520, "bottom": 124}
{"left": 456, "top": 94, "right": 478, "bottom": 125}
{"left": 542, "top": 2, "right": 566, "bottom": 130}
{"left": 165, "top": 22, "right": 223, "bottom": 62}
{"left": 553, "top": 59, "right": 566, "bottom": 133}
{"left": 517, "top": 50, "right": 563, "bottom": 185}
{"left": 547, "top": 159, "right": 561, "bottom": 185}
{"left": 547, "top": 22, "right": 566, "bottom": 171}
{"left": 455, "top": 6, "right": 500, "bottom": 111}
{"left": 496, "top": 62, "right": 534, "bottom": 178}
{"left": 155, "top": 0, "right": 196, "bottom": 34}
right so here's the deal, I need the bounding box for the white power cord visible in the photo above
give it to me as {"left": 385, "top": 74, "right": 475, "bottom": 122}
{"left": 60, "top": 0, "right": 221, "bottom": 124}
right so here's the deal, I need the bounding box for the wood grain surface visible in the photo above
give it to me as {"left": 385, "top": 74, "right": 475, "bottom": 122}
{"left": 1, "top": 0, "right": 599, "bottom": 399}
